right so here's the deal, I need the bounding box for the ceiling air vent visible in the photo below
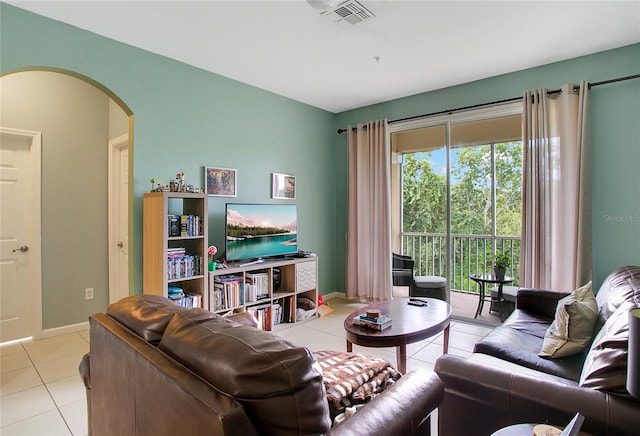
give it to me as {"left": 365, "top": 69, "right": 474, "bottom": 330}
{"left": 321, "top": 0, "right": 375, "bottom": 26}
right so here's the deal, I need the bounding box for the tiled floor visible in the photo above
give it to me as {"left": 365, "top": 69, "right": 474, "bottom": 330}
{"left": 0, "top": 331, "right": 89, "bottom": 435}
{"left": 0, "top": 297, "right": 493, "bottom": 435}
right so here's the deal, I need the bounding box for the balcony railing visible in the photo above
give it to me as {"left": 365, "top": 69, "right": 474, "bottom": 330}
{"left": 400, "top": 232, "right": 520, "bottom": 293}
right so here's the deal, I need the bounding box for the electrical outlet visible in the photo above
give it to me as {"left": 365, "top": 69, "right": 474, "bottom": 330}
{"left": 85, "top": 288, "right": 94, "bottom": 300}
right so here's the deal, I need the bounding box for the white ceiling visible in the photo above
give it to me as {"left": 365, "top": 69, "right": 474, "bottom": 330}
{"left": 8, "top": 1, "right": 640, "bottom": 113}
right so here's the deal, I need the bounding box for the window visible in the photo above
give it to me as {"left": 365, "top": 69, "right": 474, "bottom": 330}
{"left": 391, "top": 105, "right": 522, "bottom": 294}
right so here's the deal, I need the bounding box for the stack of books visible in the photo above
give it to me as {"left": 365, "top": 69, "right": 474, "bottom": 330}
{"left": 245, "top": 272, "right": 269, "bottom": 302}
{"left": 210, "top": 274, "right": 244, "bottom": 310}
{"left": 353, "top": 313, "right": 393, "bottom": 330}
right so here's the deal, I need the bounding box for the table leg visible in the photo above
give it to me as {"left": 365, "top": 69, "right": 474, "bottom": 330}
{"left": 497, "top": 284, "right": 506, "bottom": 322}
{"left": 442, "top": 324, "right": 450, "bottom": 354}
{"left": 396, "top": 344, "right": 407, "bottom": 374}
{"left": 474, "top": 283, "right": 486, "bottom": 318}
{"left": 346, "top": 339, "right": 352, "bottom": 353}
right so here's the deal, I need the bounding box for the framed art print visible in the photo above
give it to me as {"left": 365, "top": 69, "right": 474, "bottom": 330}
{"left": 205, "top": 167, "right": 237, "bottom": 197}
{"left": 271, "top": 173, "right": 296, "bottom": 199}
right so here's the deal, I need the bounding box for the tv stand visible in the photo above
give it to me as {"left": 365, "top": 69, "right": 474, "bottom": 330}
{"left": 209, "top": 256, "right": 318, "bottom": 331}
{"left": 239, "top": 258, "right": 265, "bottom": 268}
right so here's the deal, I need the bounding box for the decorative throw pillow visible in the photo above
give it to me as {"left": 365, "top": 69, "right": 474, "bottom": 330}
{"left": 539, "top": 281, "right": 598, "bottom": 358}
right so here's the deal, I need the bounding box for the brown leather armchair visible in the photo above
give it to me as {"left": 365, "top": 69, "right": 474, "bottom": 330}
{"left": 80, "top": 295, "right": 444, "bottom": 435}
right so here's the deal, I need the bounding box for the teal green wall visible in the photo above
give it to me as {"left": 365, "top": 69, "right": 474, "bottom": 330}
{"left": 1, "top": 4, "right": 337, "bottom": 329}
{"left": 334, "top": 43, "right": 640, "bottom": 290}
{"left": 2, "top": 3, "right": 638, "bottom": 330}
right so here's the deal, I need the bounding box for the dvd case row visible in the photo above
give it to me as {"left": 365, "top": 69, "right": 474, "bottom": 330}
{"left": 167, "top": 248, "right": 202, "bottom": 280}
{"left": 168, "top": 214, "right": 203, "bottom": 237}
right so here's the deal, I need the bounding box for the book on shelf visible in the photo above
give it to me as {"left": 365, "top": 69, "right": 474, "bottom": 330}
{"left": 167, "top": 214, "right": 180, "bottom": 237}
{"left": 169, "top": 214, "right": 203, "bottom": 237}
{"left": 167, "top": 285, "right": 201, "bottom": 308}
{"left": 167, "top": 251, "right": 202, "bottom": 280}
{"left": 168, "top": 285, "right": 184, "bottom": 300}
{"left": 277, "top": 295, "right": 295, "bottom": 324}
{"left": 210, "top": 274, "right": 244, "bottom": 311}
{"left": 272, "top": 303, "right": 282, "bottom": 326}
{"left": 273, "top": 268, "right": 281, "bottom": 292}
{"left": 245, "top": 272, "right": 270, "bottom": 300}
{"left": 246, "top": 304, "right": 271, "bottom": 330}
{"left": 169, "top": 292, "right": 202, "bottom": 309}
{"left": 352, "top": 314, "right": 392, "bottom": 330}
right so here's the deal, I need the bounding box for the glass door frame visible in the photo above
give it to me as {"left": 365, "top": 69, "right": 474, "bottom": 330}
{"left": 390, "top": 102, "right": 522, "bottom": 300}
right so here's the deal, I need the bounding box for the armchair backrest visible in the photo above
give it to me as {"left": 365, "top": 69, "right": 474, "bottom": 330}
{"left": 393, "top": 253, "right": 414, "bottom": 270}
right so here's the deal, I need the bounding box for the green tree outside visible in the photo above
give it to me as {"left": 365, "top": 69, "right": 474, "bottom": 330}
{"left": 401, "top": 142, "right": 522, "bottom": 292}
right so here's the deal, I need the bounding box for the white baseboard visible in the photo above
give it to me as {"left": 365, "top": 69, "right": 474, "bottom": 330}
{"left": 321, "top": 291, "right": 346, "bottom": 301}
{"left": 36, "top": 321, "right": 89, "bottom": 340}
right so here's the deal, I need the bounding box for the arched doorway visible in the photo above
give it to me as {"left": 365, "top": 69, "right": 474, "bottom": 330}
{"left": 0, "top": 68, "right": 133, "bottom": 341}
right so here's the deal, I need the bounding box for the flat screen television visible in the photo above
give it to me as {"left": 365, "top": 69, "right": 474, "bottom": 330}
{"left": 225, "top": 203, "right": 298, "bottom": 264}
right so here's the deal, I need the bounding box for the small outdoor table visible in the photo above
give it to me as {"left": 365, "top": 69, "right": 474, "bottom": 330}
{"left": 469, "top": 274, "right": 514, "bottom": 320}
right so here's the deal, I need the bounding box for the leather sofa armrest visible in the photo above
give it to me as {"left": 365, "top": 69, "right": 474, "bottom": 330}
{"left": 515, "top": 288, "right": 570, "bottom": 318}
{"left": 79, "top": 353, "right": 91, "bottom": 435}
{"left": 79, "top": 353, "right": 90, "bottom": 389}
{"left": 435, "top": 354, "right": 639, "bottom": 436}
{"left": 227, "top": 312, "right": 259, "bottom": 328}
{"left": 327, "top": 369, "right": 443, "bottom": 436}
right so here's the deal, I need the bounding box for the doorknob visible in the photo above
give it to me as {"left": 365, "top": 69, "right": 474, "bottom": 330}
{"left": 12, "top": 245, "right": 29, "bottom": 253}
{"left": 117, "top": 242, "right": 124, "bottom": 248}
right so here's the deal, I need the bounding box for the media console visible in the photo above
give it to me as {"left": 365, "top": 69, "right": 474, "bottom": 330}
{"left": 209, "top": 256, "right": 319, "bottom": 330}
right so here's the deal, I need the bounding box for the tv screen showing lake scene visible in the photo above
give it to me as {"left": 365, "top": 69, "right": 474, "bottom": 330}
{"left": 225, "top": 203, "right": 298, "bottom": 262}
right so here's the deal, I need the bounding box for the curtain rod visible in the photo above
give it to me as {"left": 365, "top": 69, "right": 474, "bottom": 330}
{"left": 336, "top": 73, "right": 640, "bottom": 134}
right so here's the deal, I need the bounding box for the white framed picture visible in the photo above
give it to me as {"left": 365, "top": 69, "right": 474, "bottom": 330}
{"left": 205, "top": 166, "right": 237, "bottom": 197}
{"left": 271, "top": 173, "right": 296, "bottom": 199}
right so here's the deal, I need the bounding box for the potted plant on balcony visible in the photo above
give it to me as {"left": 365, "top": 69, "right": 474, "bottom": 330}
{"left": 493, "top": 253, "right": 511, "bottom": 280}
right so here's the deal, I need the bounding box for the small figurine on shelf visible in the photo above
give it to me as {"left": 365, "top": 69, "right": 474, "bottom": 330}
{"left": 150, "top": 178, "right": 168, "bottom": 192}
{"left": 208, "top": 245, "right": 218, "bottom": 271}
{"left": 186, "top": 184, "right": 202, "bottom": 194}
{"left": 176, "top": 172, "right": 185, "bottom": 192}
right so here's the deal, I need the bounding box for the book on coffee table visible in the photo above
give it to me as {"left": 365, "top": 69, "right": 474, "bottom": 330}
{"left": 353, "top": 314, "right": 392, "bottom": 330}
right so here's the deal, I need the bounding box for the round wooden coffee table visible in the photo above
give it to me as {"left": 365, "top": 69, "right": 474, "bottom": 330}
{"left": 344, "top": 297, "right": 452, "bottom": 373}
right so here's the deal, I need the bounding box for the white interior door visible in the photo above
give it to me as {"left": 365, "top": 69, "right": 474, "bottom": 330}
{"left": 109, "top": 134, "right": 130, "bottom": 303}
{"left": 0, "top": 128, "right": 42, "bottom": 342}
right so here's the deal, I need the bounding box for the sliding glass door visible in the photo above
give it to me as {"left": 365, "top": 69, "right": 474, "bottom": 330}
{"left": 391, "top": 105, "right": 522, "bottom": 305}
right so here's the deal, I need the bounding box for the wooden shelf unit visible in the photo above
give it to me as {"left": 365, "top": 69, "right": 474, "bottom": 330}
{"left": 209, "top": 256, "right": 318, "bottom": 330}
{"left": 143, "top": 192, "right": 208, "bottom": 308}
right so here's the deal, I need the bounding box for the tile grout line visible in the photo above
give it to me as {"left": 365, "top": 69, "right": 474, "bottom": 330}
{"left": 13, "top": 333, "right": 86, "bottom": 435}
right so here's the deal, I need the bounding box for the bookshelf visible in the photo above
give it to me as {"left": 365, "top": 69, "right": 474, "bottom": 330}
{"left": 143, "top": 192, "right": 208, "bottom": 308}
{"left": 209, "top": 257, "right": 318, "bottom": 330}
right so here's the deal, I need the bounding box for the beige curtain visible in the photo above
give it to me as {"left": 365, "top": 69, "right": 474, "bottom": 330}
{"left": 346, "top": 119, "right": 392, "bottom": 301}
{"left": 520, "top": 82, "right": 592, "bottom": 291}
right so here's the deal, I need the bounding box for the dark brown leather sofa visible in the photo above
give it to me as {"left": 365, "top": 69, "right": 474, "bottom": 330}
{"left": 79, "top": 295, "right": 443, "bottom": 436}
{"left": 435, "top": 266, "right": 640, "bottom": 435}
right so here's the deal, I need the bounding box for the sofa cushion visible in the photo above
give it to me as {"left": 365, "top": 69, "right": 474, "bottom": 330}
{"left": 158, "top": 309, "right": 331, "bottom": 436}
{"left": 107, "top": 295, "right": 191, "bottom": 344}
{"left": 474, "top": 309, "right": 585, "bottom": 381}
{"left": 540, "top": 281, "right": 597, "bottom": 358}
{"left": 580, "top": 279, "right": 640, "bottom": 395}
